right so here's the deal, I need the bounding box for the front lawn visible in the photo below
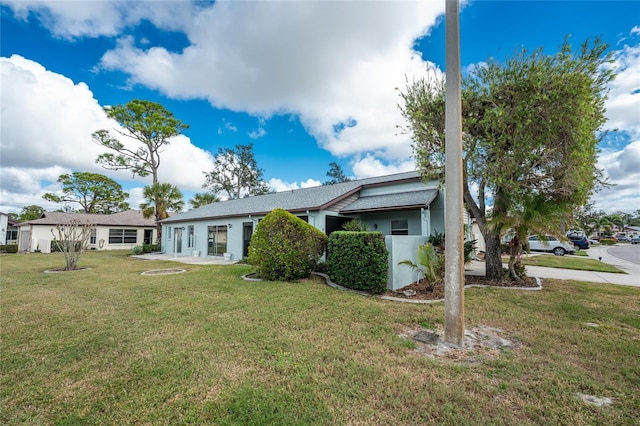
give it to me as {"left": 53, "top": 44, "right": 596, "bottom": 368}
{"left": 1, "top": 251, "right": 639, "bottom": 424}
{"left": 520, "top": 254, "right": 625, "bottom": 273}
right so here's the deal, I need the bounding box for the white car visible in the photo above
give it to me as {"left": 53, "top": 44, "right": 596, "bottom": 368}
{"left": 527, "top": 235, "right": 575, "bottom": 256}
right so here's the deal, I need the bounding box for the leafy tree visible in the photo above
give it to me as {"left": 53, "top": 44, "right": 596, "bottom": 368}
{"left": 324, "top": 162, "right": 351, "bottom": 185}
{"left": 202, "top": 143, "right": 271, "bottom": 199}
{"left": 92, "top": 100, "right": 189, "bottom": 183}
{"left": 400, "top": 37, "right": 614, "bottom": 280}
{"left": 18, "top": 205, "right": 44, "bottom": 221}
{"left": 93, "top": 99, "right": 188, "bottom": 234}
{"left": 43, "top": 172, "right": 129, "bottom": 214}
{"left": 189, "top": 192, "right": 220, "bottom": 209}
{"left": 140, "top": 182, "right": 184, "bottom": 239}
{"left": 572, "top": 203, "right": 600, "bottom": 236}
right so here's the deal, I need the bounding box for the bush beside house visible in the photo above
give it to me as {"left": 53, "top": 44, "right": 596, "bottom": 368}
{"left": 0, "top": 244, "right": 18, "bottom": 253}
{"left": 327, "top": 231, "right": 389, "bottom": 294}
{"left": 248, "top": 209, "right": 327, "bottom": 281}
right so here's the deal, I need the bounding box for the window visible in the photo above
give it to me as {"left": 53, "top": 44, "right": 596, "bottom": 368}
{"left": 6, "top": 230, "right": 18, "bottom": 241}
{"left": 167, "top": 227, "right": 172, "bottom": 239}
{"left": 109, "top": 229, "right": 137, "bottom": 244}
{"left": 187, "top": 225, "right": 194, "bottom": 248}
{"left": 90, "top": 229, "right": 96, "bottom": 245}
{"left": 391, "top": 220, "right": 409, "bottom": 235}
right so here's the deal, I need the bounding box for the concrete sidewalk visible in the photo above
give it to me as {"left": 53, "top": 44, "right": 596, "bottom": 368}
{"left": 467, "top": 246, "right": 639, "bottom": 288}
{"left": 131, "top": 253, "right": 238, "bottom": 265}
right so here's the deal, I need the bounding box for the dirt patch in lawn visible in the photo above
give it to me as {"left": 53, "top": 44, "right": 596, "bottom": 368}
{"left": 384, "top": 275, "right": 540, "bottom": 301}
{"left": 400, "top": 324, "right": 522, "bottom": 362}
{"left": 141, "top": 268, "right": 187, "bottom": 276}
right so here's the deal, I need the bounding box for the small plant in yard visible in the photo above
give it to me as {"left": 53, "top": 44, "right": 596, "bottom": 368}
{"left": 399, "top": 243, "right": 444, "bottom": 291}
{"left": 50, "top": 220, "right": 94, "bottom": 270}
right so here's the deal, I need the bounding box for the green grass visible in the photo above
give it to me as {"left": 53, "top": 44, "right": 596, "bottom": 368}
{"left": 2, "top": 251, "right": 639, "bottom": 424}
{"left": 520, "top": 254, "right": 625, "bottom": 273}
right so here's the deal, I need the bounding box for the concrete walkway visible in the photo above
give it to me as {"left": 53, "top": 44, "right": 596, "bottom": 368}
{"left": 131, "top": 253, "right": 238, "bottom": 265}
{"left": 467, "top": 245, "right": 639, "bottom": 287}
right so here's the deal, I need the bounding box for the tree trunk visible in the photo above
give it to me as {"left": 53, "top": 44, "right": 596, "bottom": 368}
{"left": 484, "top": 232, "right": 503, "bottom": 280}
{"left": 507, "top": 238, "right": 523, "bottom": 282}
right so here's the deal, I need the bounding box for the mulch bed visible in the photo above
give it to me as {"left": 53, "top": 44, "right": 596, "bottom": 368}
{"left": 385, "top": 275, "right": 539, "bottom": 301}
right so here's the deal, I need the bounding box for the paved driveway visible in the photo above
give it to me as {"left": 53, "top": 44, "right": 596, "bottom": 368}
{"left": 467, "top": 245, "right": 639, "bottom": 287}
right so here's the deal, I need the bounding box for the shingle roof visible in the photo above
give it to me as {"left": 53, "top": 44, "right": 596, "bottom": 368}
{"left": 340, "top": 189, "right": 438, "bottom": 213}
{"left": 21, "top": 210, "right": 155, "bottom": 227}
{"left": 162, "top": 171, "right": 422, "bottom": 223}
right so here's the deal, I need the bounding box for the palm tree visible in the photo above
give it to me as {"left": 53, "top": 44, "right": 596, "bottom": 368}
{"left": 489, "top": 194, "right": 571, "bottom": 281}
{"left": 189, "top": 192, "right": 220, "bottom": 209}
{"left": 140, "top": 182, "right": 184, "bottom": 240}
{"left": 597, "top": 216, "right": 614, "bottom": 237}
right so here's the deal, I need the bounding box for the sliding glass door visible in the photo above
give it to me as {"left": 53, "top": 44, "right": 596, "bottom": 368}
{"left": 207, "top": 225, "right": 228, "bottom": 256}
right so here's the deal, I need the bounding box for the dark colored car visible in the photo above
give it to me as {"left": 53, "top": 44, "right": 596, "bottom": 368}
{"left": 568, "top": 235, "right": 590, "bottom": 250}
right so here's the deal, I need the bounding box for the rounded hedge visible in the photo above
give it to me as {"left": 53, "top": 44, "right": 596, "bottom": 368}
{"left": 248, "top": 209, "right": 327, "bottom": 281}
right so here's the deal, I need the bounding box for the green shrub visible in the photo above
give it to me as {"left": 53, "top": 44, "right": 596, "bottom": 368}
{"left": 0, "top": 244, "right": 18, "bottom": 253}
{"left": 600, "top": 238, "right": 616, "bottom": 245}
{"left": 131, "top": 246, "right": 144, "bottom": 255}
{"left": 248, "top": 209, "right": 327, "bottom": 281}
{"left": 342, "top": 219, "right": 368, "bottom": 232}
{"left": 142, "top": 243, "right": 160, "bottom": 253}
{"left": 327, "top": 231, "right": 388, "bottom": 294}
{"left": 428, "top": 231, "right": 445, "bottom": 248}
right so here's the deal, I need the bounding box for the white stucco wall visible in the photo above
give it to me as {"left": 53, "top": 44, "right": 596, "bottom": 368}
{"left": 18, "top": 225, "right": 155, "bottom": 253}
{"left": 385, "top": 235, "right": 429, "bottom": 290}
{"left": 0, "top": 214, "right": 8, "bottom": 245}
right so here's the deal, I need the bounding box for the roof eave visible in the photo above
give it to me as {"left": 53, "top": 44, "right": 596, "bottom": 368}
{"left": 341, "top": 204, "right": 429, "bottom": 215}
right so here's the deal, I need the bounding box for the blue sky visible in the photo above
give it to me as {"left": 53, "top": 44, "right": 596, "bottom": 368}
{"left": 1, "top": 0, "right": 639, "bottom": 214}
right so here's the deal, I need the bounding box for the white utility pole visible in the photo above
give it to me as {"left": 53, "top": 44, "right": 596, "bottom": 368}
{"left": 444, "top": 0, "right": 465, "bottom": 347}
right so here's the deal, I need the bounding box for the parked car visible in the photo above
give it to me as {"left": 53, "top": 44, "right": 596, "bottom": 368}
{"left": 527, "top": 235, "right": 575, "bottom": 256}
{"left": 631, "top": 236, "right": 640, "bottom": 245}
{"left": 568, "top": 235, "right": 590, "bottom": 250}
{"left": 617, "top": 235, "right": 631, "bottom": 242}
{"left": 587, "top": 238, "right": 599, "bottom": 245}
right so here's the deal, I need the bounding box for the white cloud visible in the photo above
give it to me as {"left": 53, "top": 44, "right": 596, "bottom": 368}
{"left": 268, "top": 178, "right": 321, "bottom": 193}
{"left": 2, "top": 0, "right": 198, "bottom": 39}
{"left": 0, "top": 55, "right": 214, "bottom": 212}
{"left": 127, "top": 186, "right": 146, "bottom": 211}
{"left": 604, "top": 41, "right": 640, "bottom": 136}
{"left": 96, "top": 1, "right": 445, "bottom": 164}
{"left": 158, "top": 135, "right": 215, "bottom": 190}
{"left": 248, "top": 127, "right": 266, "bottom": 140}
{"left": 595, "top": 139, "right": 640, "bottom": 213}
{"left": 351, "top": 155, "right": 416, "bottom": 179}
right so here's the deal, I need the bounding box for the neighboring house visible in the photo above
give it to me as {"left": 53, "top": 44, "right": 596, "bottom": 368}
{"left": 0, "top": 212, "right": 19, "bottom": 245}
{"left": 623, "top": 225, "right": 640, "bottom": 238}
{"left": 161, "top": 171, "right": 474, "bottom": 289}
{"left": 17, "top": 210, "right": 157, "bottom": 253}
